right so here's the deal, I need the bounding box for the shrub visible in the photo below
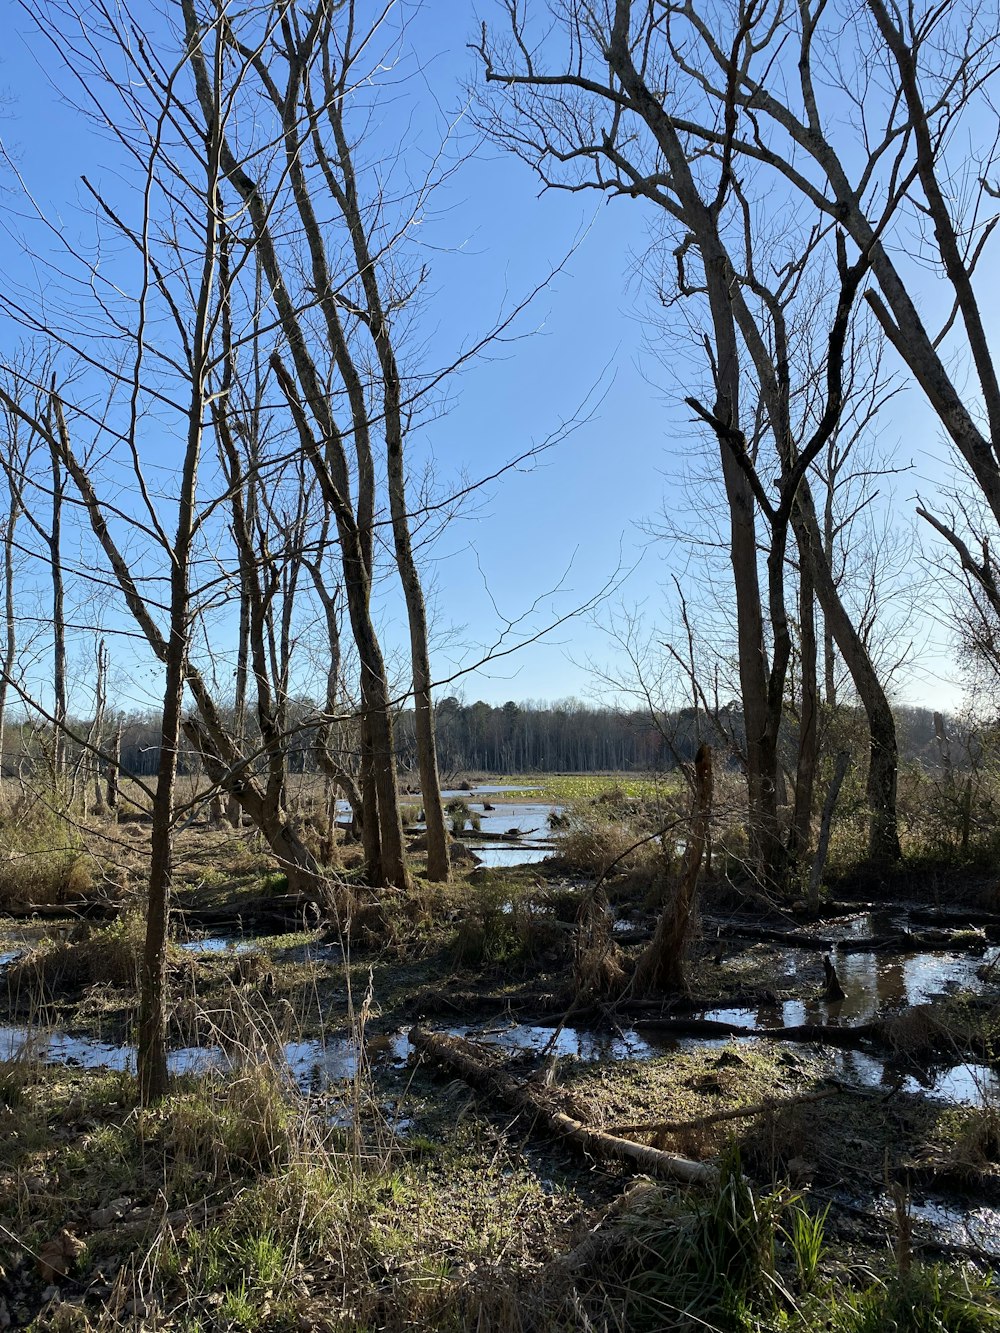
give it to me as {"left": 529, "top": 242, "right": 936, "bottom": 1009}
{"left": 558, "top": 812, "right": 659, "bottom": 878}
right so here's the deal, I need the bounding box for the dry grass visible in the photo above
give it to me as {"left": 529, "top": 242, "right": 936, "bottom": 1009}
{"left": 4, "top": 915, "right": 183, "bottom": 999}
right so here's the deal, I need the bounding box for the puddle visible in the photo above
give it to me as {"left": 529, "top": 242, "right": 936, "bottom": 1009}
{"left": 448, "top": 1021, "right": 656, "bottom": 1062}
{"left": 0, "top": 1023, "right": 414, "bottom": 1089}
{"left": 464, "top": 845, "right": 554, "bottom": 867}
{"left": 743, "top": 944, "right": 989, "bottom": 1026}
{"left": 178, "top": 937, "right": 256, "bottom": 956}
{"left": 446, "top": 798, "right": 564, "bottom": 866}
{"left": 906, "top": 1196, "right": 1000, "bottom": 1256}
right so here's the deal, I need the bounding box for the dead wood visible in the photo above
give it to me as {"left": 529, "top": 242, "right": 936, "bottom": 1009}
{"left": 910, "top": 905, "right": 1000, "bottom": 930}
{"left": 632, "top": 1016, "right": 883, "bottom": 1048}
{"left": 823, "top": 954, "right": 847, "bottom": 1001}
{"left": 631, "top": 744, "right": 712, "bottom": 995}
{"left": 607, "top": 1086, "right": 840, "bottom": 1138}
{"left": 404, "top": 984, "right": 562, "bottom": 1017}
{"left": 0, "top": 899, "right": 120, "bottom": 921}
{"left": 409, "top": 1026, "right": 718, "bottom": 1185}
{"left": 175, "top": 893, "right": 323, "bottom": 931}
{"left": 544, "top": 1180, "right": 661, "bottom": 1280}
{"left": 712, "top": 924, "right": 836, "bottom": 950}
{"left": 836, "top": 928, "right": 987, "bottom": 954}
{"left": 892, "top": 1161, "right": 1000, "bottom": 1202}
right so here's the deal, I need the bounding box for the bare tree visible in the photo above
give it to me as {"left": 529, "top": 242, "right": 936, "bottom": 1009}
{"left": 648, "top": 0, "right": 1000, "bottom": 703}
{"left": 477, "top": 0, "right": 902, "bottom": 874}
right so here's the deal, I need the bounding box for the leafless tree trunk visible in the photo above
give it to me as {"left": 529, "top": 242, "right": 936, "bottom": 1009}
{"left": 810, "top": 751, "right": 851, "bottom": 911}
{"left": 792, "top": 543, "right": 818, "bottom": 860}
{"left": 181, "top": 0, "right": 411, "bottom": 890}
{"left": 0, "top": 442, "right": 22, "bottom": 782}
{"left": 106, "top": 715, "right": 121, "bottom": 815}
{"left": 312, "top": 85, "right": 449, "bottom": 882}
{"left": 632, "top": 744, "right": 713, "bottom": 995}
{"left": 91, "top": 638, "right": 108, "bottom": 815}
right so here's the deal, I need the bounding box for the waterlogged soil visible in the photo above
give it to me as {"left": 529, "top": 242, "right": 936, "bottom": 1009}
{"left": 4, "top": 864, "right": 1000, "bottom": 1328}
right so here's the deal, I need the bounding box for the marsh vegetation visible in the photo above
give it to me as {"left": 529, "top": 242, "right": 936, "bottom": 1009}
{"left": 2, "top": 768, "right": 1000, "bottom": 1330}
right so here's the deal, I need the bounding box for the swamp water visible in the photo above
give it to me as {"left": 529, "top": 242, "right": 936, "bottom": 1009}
{"left": 4, "top": 907, "right": 1000, "bottom": 1258}
{"left": 438, "top": 786, "right": 562, "bottom": 867}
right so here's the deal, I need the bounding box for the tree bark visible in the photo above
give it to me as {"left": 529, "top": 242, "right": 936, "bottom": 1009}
{"left": 791, "top": 543, "right": 819, "bottom": 862}
{"left": 632, "top": 744, "right": 712, "bottom": 995}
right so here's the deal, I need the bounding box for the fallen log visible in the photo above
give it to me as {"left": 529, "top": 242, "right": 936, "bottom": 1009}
{"left": 606, "top": 1086, "right": 841, "bottom": 1138}
{"left": 409, "top": 1026, "right": 718, "bottom": 1185}
{"left": 175, "top": 893, "right": 323, "bottom": 930}
{"left": 404, "top": 984, "right": 562, "bottom": 1017}
{"left": 0, "top": 898, "right": 120, "bottom": 921}
{"left": 632, "top": 1016, "right": 883, "bottom": 1049}
{"left": 910, "top": 906, "right": 1000, "bottom": 928}
{"left": 711, "top": 924, "right": 836, "bottom": 950}
{"left": 836, "top": 928, "right": 987, "bottom": 954}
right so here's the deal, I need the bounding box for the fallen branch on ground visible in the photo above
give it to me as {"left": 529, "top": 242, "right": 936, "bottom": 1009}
{"left": 409, "top": 1026, "right": 718, "bottom": 1185}
{"left": 607, "top": 1086, "right": 840, "bottom": 1138}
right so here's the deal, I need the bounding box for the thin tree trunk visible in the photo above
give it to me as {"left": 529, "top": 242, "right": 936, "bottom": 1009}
{"left": 791, "top": 548, "right": 818, "bottom": 862}
{"left": 606, "top": 13, "right": 780, "bottom": 887}
{"left": 632, "top": 744, "right": 713, "bottom": 995}
{"left": 320, "top": 99, "right": 449, "bottom": 882}
{"left": 0, "top": 467, "right": 20, "bottom": 783}
{"left": 106, "top": 715, "right": 121, "bottom": 814}
{"left": 47, "top": 434, "right": 66, "bottom": 786}
{"left": 794, "top": 489, "right": 900, "bottom": 864}
{"left": 181, "top": 13, "right": 410, "bottom": 890}
{"left": 809, "top": 750, "right": 851, "bottom": 911}
{"left": 92, "top": 638, "right": 108, "bottom": 815}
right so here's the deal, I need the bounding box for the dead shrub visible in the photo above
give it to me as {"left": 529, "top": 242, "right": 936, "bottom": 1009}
{"left": 558, "top": 813, "right": 659, "bottom": 878}
{"left": 878, "top": 1004, "right": 957, "bottom": 1057}
{"left": 572, "top": 888, "right": 626, "bottom": 999}
{"left": 6, "top": 914, "right": 173, "bottom": 997}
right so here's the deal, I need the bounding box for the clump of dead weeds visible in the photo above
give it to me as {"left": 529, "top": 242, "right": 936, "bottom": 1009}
{"left": 5, "top": 914, "right": 184, "bottom": 1000}
{"left": 0, "top": 797, "right": 97, "bottom": 909}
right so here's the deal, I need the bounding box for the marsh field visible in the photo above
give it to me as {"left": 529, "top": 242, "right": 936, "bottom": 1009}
{"left": 1, "top": 770, "right": 1000, "bottom": 1332}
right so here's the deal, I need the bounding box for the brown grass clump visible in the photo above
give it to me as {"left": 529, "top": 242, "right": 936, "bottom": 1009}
{"left": 572, "top": 888, "right": 626, "bottom": 1000}
{"left": 5, "top": 914, "right": 174, "bottom": 997}
{"left": 558, "top": 813, "right": 658, "bottom": 878}
{"left": 877, "top": 1004, "right": 957, "bottom": 1057}
{"left": 0, "top": 845, "right": 95, "bottom": 909}
{"left": 945, "top": 1106, "right": 1000, "bottom": 1177}
{"left": 0, "top": 793, "right": 101, "bottom": 908}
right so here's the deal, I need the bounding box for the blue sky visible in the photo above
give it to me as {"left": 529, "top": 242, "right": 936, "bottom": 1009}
{"left": 0, "top": 0, "right": 970, "bottom": 717}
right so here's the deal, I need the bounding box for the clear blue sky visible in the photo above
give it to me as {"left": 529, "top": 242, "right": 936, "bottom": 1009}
{"left": 0, "top": 0, "right": 969, "bottom": 717}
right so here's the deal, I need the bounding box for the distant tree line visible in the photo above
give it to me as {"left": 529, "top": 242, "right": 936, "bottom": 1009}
{"left": 1, "top": 698, "right": 959, "bottom": 786}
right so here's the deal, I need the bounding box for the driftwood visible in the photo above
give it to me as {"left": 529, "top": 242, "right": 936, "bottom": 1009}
{"left": 409, "top": 1026, "right": 718, "bottom": 1184}
{"left": 633, "top": 1016, "right": 883, "bottom": 1049}
{"left": 0, "top": 898, "right": 120, "bottom": 921}
{"left": 713, "top": 924, "right": 836, "bottom": 950}
{"left": 836, "top": 928, "right": 987, "bottom": 954}
{"left": 606, "top": 1086, "right": 840, "bottom": 1138}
